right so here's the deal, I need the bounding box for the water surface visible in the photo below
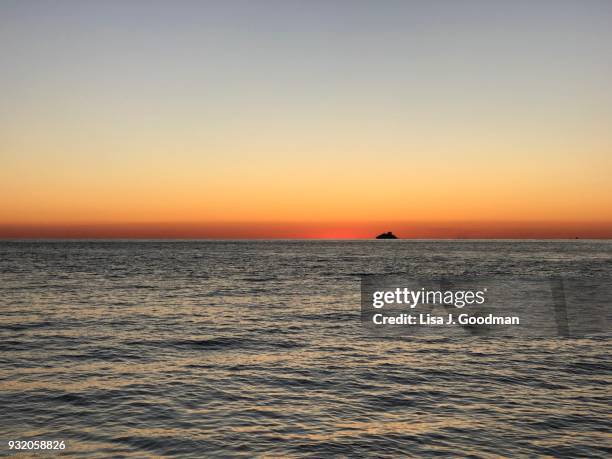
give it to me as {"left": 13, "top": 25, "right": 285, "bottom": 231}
{"left": 1, "top": 241, "right": 610, "bottom": 457}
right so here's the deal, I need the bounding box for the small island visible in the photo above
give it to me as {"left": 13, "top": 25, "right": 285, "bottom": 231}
{"left": 376, "top": 231, "right": 398, "bottom": 239}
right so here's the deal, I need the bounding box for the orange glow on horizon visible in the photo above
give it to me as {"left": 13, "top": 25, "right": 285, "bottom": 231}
{"left": 1, "top": 221, "right": 611, "bottom": 239}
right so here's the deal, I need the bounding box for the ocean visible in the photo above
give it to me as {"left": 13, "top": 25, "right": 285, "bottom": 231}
{"left": 1, "top": 240, "right": 610, "bottom": 457}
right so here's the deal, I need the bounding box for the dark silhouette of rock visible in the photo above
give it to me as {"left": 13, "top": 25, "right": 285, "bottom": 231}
{"left": 376, "top": 231, "right": 398, "bottom": 239}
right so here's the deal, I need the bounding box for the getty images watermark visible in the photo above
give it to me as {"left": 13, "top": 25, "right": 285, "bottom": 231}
{"left": 361, "top": 276, "right": 611, "bottom": 338}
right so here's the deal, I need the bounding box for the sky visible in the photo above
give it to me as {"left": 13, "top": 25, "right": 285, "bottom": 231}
{"left": 1, "top": 0, "right": 611, "bottom": 238}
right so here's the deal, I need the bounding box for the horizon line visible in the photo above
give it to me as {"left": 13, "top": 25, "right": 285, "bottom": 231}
{"left": 1, "top": 237, "right": 610, "bottom": 241}
{"left": 1, "top": 221, "right": 612, "bottom": 239}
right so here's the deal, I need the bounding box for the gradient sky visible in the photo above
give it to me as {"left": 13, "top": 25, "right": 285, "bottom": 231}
{"left": 1, "top": 0, "right": 611, "bottom": 237}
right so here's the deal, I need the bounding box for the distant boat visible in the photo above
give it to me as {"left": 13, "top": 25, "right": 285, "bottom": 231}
{"left": 376, "top": 231, "right": 398, "bottom": 239}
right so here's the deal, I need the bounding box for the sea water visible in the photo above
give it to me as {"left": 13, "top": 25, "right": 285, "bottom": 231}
{"left": 1, "top": 240, "right": 610, "bottom": 457}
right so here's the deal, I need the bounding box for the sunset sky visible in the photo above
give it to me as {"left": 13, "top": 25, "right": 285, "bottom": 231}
{"left": 1, "top": 1, "right": 611, "bottom": 238}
